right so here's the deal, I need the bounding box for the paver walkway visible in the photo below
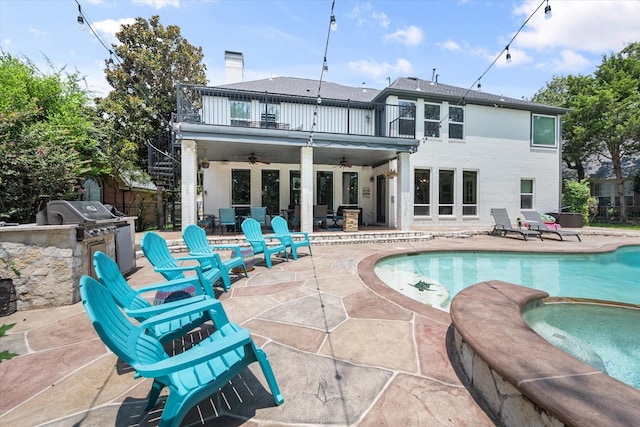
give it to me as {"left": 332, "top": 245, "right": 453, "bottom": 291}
{"left": 1, "top": 231, "right": 637, "bottom": 426}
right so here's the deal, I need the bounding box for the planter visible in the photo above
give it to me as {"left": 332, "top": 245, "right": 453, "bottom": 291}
{"left": 548, "top": 212, "right": 583, "bottom": 228}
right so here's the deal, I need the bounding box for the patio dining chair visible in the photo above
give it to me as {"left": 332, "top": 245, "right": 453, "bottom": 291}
{"left": 271, "top": 215, "right": 312, "bottom": 260}
{"left": 491, "top": 208, "right": 543, "bottom": 241}
{"left": 313, "top": 204, "right": 328, "bottom": 230}
{"left": 250, "top": 207, "right": 267, "bottom": 230}
{"left": 79, "top": 275, "right": 283, "bottom": 427}
{"left": 93, "top": 251, "right": 220, "bottom": 342}
{"left": 141, "top": 232, "right": 223, "bottom": 293}
{"left": 218, "top": 207, "right": 237, "bottom": 235}
{"left": 182, "top": 224, "right": 248, "bottom": 291}
{"left": 241, "top": 217, "right": 288, "bottom": 268}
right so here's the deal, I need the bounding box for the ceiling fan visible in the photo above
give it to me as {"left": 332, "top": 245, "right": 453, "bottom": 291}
{"left": 248, "top": 152, "right": 270, "bottom": 165}
{"left": 336, "top": 157, "right": 355, "bottom": 168}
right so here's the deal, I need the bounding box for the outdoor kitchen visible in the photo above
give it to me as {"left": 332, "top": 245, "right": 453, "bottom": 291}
{"left": 0, "top": 201, "right": 136, "bottom": 313}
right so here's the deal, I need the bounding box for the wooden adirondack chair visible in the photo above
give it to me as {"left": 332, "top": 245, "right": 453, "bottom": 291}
{"left": 270, "top": 216, "right": 312, "bottom": 260}
{"left": 79, "top": 275, "right": 283, "bottom": 427}
{"left": 93, "top": 251, "right": 221, "bottom": 342}
{"left": 182, "top": 224, "right": 248, "bottom": 291}
{"left": 241, "top": 218, "right": 288, "bottom": 268}
{"left": 141, "top": 231, "right": 223, "bottom": 291}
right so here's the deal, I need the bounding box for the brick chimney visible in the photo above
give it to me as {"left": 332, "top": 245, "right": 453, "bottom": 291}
{"left": 225, "top": 51, "right": 244, "bottom": 84}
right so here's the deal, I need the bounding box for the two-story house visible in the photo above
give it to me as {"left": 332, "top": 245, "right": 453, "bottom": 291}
{"left": 171, "top": 52, "right": 568, "bottom": 233}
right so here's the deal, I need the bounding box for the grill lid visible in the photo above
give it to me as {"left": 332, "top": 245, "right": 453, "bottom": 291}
{"left": 44, "top": 201, "right": 118, "bottom": 225}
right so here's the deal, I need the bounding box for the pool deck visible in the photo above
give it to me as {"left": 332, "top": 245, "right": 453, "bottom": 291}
{"left": 2, "top": 228, "right": 640, "bottom": 426}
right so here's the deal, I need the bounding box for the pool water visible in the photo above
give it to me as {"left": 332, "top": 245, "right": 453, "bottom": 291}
{"left": 523, "top": 303, "right": 640, "bottom": 390}
{"left": 374, "top": 245, "right": 640, "bottom": 389}
{"left": 374, "top": 246, "right": 640, "bottom": 311}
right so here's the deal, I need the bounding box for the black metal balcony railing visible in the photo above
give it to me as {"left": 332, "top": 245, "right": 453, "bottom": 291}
{"left": 176, "top": 84, "right": 416, "bottom": 139}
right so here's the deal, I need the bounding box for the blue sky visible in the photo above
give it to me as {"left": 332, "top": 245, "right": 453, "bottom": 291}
{"left": 2, "top": 0, "right": 640, "bottom": 100}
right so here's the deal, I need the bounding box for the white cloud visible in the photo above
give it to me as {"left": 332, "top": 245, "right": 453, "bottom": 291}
{"left": 438, "top": 39, "right": 460, "bottom": 51}
{"left": 132, "top": 0, "right": 180, "bottom": 9}
{"left": 92, "top": 18, "right": 136, "bottom": 45}
{"left": 551, "top": 49, "right": 591, "bottom": 74}
{"left": 514, "top": 0, "right": 640, "bottom": 54}
{"left": 372, "top": 11, "right": 390, "bottom": 28}
{"left": 28, "top": 28, "right": 47, "bottom": 38}
{"left": 347, "top": 58, "right": 413, "bottom": 80}
{"left": 384, "top": 25, "right": 424, "bottom": 47}
{"left": 346, "top": 3, "right": 372, "bottom": 27}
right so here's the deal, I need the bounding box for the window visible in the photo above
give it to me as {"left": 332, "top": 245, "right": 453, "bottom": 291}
{"left": 414, "top": 169, "right": 430, "bottom": 216}
{"left": 290, "top": 170, "right": 300, "bottom": 207}
{"left": 521, "top": 179, "right": 534, "bottom": 209}
{"left": 448, "top": 106, "right": 464, "bottom": 140}
{"left": 439, "top": 170, "right": 454, "bottom": 215}
{"left": 231, "top": 169, "right": 251, "bottom": 205}
{"left": 532, "top": 114, "right": 557, "bottom": 147}
{"left": 398, "top": 100, "right": 416, "bottom": 137}
{"left": 625, "top": 180, "right": 634, "bottom": 207}
{"left": 342, "top": 172, "right": 358, "bottom": 204}
{"left": 261, "top": 170, "right": 280, "bottom": 214}
{"left": 424, "top": 103, "right": 440, "bottom": 138}
{"left": 230, "top": 101, "right": 250, "bottom": 126}
{"left": 316, "top": 171, "right": 333, "bottom": 210}
{"left": 462, "top": 171, "right": 477, "bottom": 215}
{"left": 259, "top": 102, "right": 280, "bottom": 128}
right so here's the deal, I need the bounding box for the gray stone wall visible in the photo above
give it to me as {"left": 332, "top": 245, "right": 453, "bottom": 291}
{"left": 0, "top": 225, "right": 115, "bottom": 310}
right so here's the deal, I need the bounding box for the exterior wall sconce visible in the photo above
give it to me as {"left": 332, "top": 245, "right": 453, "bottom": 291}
{"left": 201, "top": 158, "right": 210, "bottom": 169}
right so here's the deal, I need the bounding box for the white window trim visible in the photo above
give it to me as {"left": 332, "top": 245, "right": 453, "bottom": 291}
{"left": 531, "top": 113, "right": 558, "bottom": 148}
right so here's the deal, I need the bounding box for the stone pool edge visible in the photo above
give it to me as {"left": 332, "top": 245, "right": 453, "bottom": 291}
{"left": 450, "top": 280, "right": 640, "bottom": 426}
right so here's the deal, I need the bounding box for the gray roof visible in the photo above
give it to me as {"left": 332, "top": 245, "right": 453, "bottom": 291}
{"left": 214, "top": 76, "right": 567, "bottom": 114}
{"left": 383, "top": 77, "right": 568, "bottom": 114}
{"left": 218, "top": 77, "right": 379, "bottom": 103}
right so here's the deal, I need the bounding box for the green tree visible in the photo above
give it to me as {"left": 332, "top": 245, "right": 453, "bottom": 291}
{"left": 533, "top": 74, "right": 596, "bottom": 180}
{"left": 562, "top": 179, "right": 596, "bottom": 225}
{"left": 99, "top": 15, "right": 207, "bottom": 169}
{"left": 0, "top": 53, "right": 102, "bottom": 222}
{"left": 576, "top": 42, "right": 640, "bottom": 222}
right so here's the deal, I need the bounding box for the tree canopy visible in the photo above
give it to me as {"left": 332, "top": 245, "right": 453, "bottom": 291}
{"left": 0, "top": 53, "right": 103, "bottom": 222}
{"left": 99, "top": 15, "right": 207, "bottom": 170}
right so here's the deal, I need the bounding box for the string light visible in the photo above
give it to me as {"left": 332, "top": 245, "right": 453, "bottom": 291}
{"left": 77, "top": 4, "right": 85, "bottom": 29}
{"left": 544, "top": 0, "right": 552, "bottom": 19}
{"left": 308, "top": 0, "right": 336, "bottom": 146}
{"left": 505, "top": 46, "right": 512, "bottom": 63}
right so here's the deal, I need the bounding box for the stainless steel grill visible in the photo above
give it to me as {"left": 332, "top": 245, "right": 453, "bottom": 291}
{"left": 37, "top": 201, "right": 120, "bottom": 241}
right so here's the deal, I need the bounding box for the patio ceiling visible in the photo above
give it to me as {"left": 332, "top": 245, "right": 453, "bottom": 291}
{"left": 177, "top": 123, "right": 419, "bottom": 168}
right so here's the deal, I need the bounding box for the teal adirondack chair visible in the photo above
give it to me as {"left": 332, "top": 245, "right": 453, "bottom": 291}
{"left": 182, "top": 224, "right": 248, "bottom": 291}
{"left": 241, "top": 218, "right": 288, "bottom": 268}
{"left": 141, "top": 231, "right": 223, "bottom": 292}
{"left": 93, "top": 251, "right": 220, "bottom": 342}
{"left": 250, "top": 207, "right": 267, "bottom": 229}
{"left": 79, "top": 275, "right": 283, "bottom": 427}
{"left": 271, "top": 216, "right": 312, "bottom": 260}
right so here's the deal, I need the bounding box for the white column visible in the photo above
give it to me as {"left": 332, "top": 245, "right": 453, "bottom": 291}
{"left": 181, "top": 139, "right": 198, "bottom": 227}
{"left": 396, "top": 151, "right": 412, "bottom": 231}
{"left": 300, "top": 146, "right": 314, "bottom": 233}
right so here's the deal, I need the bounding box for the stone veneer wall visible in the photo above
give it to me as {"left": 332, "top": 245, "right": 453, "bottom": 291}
{"left": 0, "top": 225, "right": 115, "bottom": 310}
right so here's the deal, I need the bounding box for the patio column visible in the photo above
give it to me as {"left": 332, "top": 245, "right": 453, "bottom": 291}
{"left": 300, "top": 146, "right": 314, "bottom": 233}
{"left": 396, "top": 151, "right": 412, "bottom": 231}
{"left": 181, "top": 139, "right": 198, "bottom": 227}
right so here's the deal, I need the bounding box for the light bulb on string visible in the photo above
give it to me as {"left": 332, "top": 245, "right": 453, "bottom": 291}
{"left": 505, "top": 46, "right": 512, "bottom": 63}
{"left": 77, "top": 4, "right": 84, "bottom": 29}
{"left": 330, "top": 14, "right": 337, "bottom": 31}
{"left": 544, "top": 0, "right": 552, "bottom": 19}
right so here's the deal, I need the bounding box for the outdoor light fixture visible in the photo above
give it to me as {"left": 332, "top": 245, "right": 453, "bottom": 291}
{"left": 77, "top": 4, "right": 84, "bottom": 29}
{"left": 330, "top": 14, "right": 337, "bottom": 31}
{"left": 201, "top": 158, "right": 210, "bottom": 169}
{"left": 544, "top": 1, "right": 552, "bottom": 19}
{"left": 323, "top": 58, "right": 328, "bottom": 75}
{"left": 477, "top": 80, "right": 482, "bottom": 90}
{"left": 505, "top": 46, "right": 512, "bottom": 63}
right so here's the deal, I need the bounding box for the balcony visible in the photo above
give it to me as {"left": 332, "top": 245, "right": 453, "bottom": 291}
{"left": 176, "top": 84, "right": 415, "bottom": 140}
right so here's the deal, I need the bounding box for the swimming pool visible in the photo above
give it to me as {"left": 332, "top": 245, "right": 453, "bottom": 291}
{"left": 374, "top": 245, "right": 640, "bottom": 311}
{"left": 523, "top": 302, "right": 640, "bottom": 389}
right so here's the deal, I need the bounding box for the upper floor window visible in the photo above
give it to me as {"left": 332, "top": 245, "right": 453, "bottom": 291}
{"left": 532, "top": 114, "right": 557, "bottom": 147}
{"left": 230, "top": 101, "right": 250, "bottom": 127}
{"left": 448, "top": 106, "right": 464, "bottom": 140}
{"left": 398, "top": 100, "right": 416, "bottom": 137}
{"left": 424, "top": 103, "right": 441, "bottom": 138}
{"left": 259, "top": 102, "right": 280, "bottom": 128}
